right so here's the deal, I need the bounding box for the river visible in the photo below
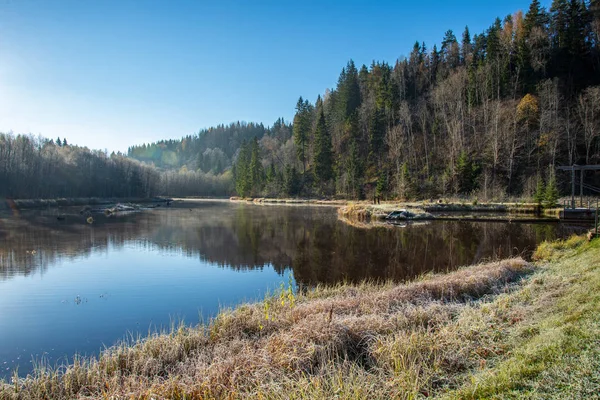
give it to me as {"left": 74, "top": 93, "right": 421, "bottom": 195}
{"left": 0, "top": 200, "right": 585, "bottom": 378}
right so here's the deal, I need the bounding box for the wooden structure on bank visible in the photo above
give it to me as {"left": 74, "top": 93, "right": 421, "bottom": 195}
{"left": 556, "top": 164, "right": 600, "bottom": 222}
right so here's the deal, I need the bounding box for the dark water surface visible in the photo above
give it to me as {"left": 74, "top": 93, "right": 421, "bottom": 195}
{"left": 0, "top": 200, "right": 584, "bottom": 378}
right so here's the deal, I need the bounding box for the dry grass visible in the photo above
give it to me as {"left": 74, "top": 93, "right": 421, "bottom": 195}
{"left": 337, "top": 204, "right": 428, "bottom": 223}
{"left": 1, "top": 258, "right": 532, "bottom": 399}
{"left": 4, "top": 234, "right": 598, "bottom": 399}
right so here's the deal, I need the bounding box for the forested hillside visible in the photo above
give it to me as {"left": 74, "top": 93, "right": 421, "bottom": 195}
{"left": 128, "top": 0, "right": 600, "bottom": 200}
{"left": 3, "top": 0, "right": 600, "bottom": 200}
{"left": 0, "top": 134, "right": 230, "bottom": 198}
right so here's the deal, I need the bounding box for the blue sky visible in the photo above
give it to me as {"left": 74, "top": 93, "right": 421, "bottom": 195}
{"left": 0, "top": 0, "right": 550, "bottom": 152}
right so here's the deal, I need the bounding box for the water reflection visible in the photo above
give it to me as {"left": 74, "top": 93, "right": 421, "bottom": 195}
{"left": 0, "top": 201, "right": 582, "bottom": 285}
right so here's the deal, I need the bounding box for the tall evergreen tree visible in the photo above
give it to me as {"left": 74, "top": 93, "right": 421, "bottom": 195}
{"left": 234, "top": 140, "right": 251, "bottom": 197}
{"left": 293, "top": 97, "right": 312, "bottom": 174}
{"left": 524, "top": 0, "right": 548, "bottom": 35}
{"left": 249, "top": 137, "right": 263, "bottom": 195}
{"left": 550, "top": 0, "right": 569, "bottom": 50}
{"left": 461, "top": 26, "right": 472, "bottom": 65}
{"left": 284, "top": 165, "right": 301, "bottom": 196}
{"left": 347, "top": 139, "right": 363, "bottom": 199}
{"left": 313, "top": 108, "right": 333, "bottom": 187}
{"left": 368, "top": 107, "right": 386, "bottom": 168}
{"left": 341, "top": 60, "right": 361, "bottom": 118}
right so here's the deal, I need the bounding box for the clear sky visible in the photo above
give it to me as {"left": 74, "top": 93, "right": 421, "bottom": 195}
{"left": 0, "top": 0, "right": 550, "bottom": 153}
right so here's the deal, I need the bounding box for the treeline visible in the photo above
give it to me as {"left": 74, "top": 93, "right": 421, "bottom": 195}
{"left": 0, "top": 133, "right": 232, "bottom": 199}
{"left": 6, "top": 0, "right": 600, "bottom": 201}
{"left": 234, "top": 0, "right": 600, "bottom": 200}
{"left": 130, "top": 0, "right": 600, "bottom": 200}
{"left": 127, "top": 121, "right": 290, "bottom": 173}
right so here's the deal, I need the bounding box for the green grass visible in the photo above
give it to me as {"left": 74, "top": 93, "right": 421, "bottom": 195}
{"left": 1, "top": 237, "right": 598, "bottom": 399}
{"left": 445, "top": 236, "right": 600, "bottom": 399}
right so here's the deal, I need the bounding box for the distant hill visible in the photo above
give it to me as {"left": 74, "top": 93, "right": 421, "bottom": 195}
{"left": 127, "top": 119, "right": 292, "bottom": 174}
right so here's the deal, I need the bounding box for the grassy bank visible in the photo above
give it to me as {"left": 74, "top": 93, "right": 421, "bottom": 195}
{"left": 2, "top": 237, "right": 599, "bottom": 399}
{"left": 336, "top": 202, "right": 566, "bottom": 226}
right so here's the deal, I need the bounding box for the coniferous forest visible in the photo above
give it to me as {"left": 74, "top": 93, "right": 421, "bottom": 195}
{"left": 2, "top": 0, "right": 600, "bottom": 200}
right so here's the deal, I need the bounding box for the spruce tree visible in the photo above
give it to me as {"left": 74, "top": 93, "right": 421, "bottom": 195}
{"left": 347, "top": 139, "right": 363, "bottom": 199}
{"left": 284, "top": 165, "right": 300, "bottom": 196}
{"left": 544, "top": 173, "right": 559, "bottom": 207}
{"left": 550, "top": 0, "right": 569, "bottom": 50}
{"left": 249, "top": 137, "right": 263, "bottom": 195}
{"left": 234, "top": 140, "right": 251, "bottom": 197}
{"left": 461, "top": 26, "right": 472, "bottom": 65}
{"left": 313, "top": 108, "right": 333, "bottom": 187}
{"left": 342, "top": 60, "right": 361, "bottom": 118}
{"left": 375, "top": 171, "right": 388, "bottom": 199}
{"left": 524, "top": 0, "right": 548, "bottom": 35}
{"left": 456, "top": 151, "right": 480, "bottom": 194}
{"left": 534, "top": 178, "right": 545, "bottom": 205}
{"left": 368, "top": 107, "right": 386, "bottom": 167}
{"left": 293, "top": 97, "right": 312, "bottom": 174}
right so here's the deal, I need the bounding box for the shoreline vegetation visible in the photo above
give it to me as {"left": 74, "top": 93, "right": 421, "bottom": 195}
{"left": 0, "top": 197, "right": 173, "bottom": 211}
{"left": 1, "top": 235, "right": 599, "bottom": 399}
{"left": 227, "top": 197, "right": 565, "bottom": 225}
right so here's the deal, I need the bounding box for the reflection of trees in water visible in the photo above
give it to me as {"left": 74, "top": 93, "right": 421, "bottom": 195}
{"left": 0, "top": 204, "right": 579, "bottom": 285}
{"left": 281, "top": 219, "right": 573, "bottom": 286}
{"left": 0, "top": 211, "right": 155, "bottom": 281}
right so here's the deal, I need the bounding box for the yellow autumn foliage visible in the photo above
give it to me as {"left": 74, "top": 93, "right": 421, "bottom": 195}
{"left": 517, "top": 93, "right": 539, "bottom": 123}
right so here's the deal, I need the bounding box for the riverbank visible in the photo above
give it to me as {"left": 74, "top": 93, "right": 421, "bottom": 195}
{"left": 336, "top": 202, "right": 564, "bottom": 225}
{"left": 229, "top": 197, "right": 561, "bottom": 215}
{"left": 229, "top": 196, "right": 350, "bottom": 206}
{"left": 1, "top": 197, "right": 172, "bottom": 211}
{"left": 1, "top": 235, "right": 598, "bottom": 399}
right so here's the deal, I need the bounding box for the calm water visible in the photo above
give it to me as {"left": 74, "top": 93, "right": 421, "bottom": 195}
{"left": 0, "top": 200, "right": 584, "bottom": 378}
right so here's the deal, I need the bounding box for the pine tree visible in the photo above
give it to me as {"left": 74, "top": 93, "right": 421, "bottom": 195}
{"left": 534, "top": 177, "right": 545, "bottom": 205}
{"left": 234, "top": 140, "right": 252, "bottom": 197}
{"left": 284, "top": 165, "right": 300, "bottom": 196}
{"left": 441, "top": 30, "right": 459, "bottom": 68}
{"left": 456, "top": 151, "right": 480, "bottom": 194}
{"left": 347, "top": 139, "right": 363, "bottom": 199}
{"left": 293, "top": 97, "right": 312, "bottom": 174}
{"left": 313, "top": 108, "right": 333, "bottom": 187}
{"left": 544, "top": 173, "right": 559, "bottom": 207}
{"left": 431, "top": 44, "right": 440, "bottom": 81}
{"left": 550, "top": 0, "right": 569, "bottom": 50}
{"left": 340, "top": 60, "right": 361, "bottom": 118}
{"left": 461, "top": 26, "right": 472, "bottom": 65}
{"left": 62, "top": 138, "right": 68, "bottom": 147}
{"left": 399, "top": 162, "right": 411, "bottom": 199}
{"left": 56, "top": 137, "right": 62, "bottom": 147}
{"left": 486, "top": 18, "right": 503, "bottom": 61}
{"left": 375, "top": 171, "right": 388, "bottom": 199}
{"left": 524, "top": 0, "right": 548, "bottom": 35}
{"left": 368, "top": 107, "right": 386, "bottom": 167}
{"left": 249, "top": 137, "right": 263, "bottom": 195}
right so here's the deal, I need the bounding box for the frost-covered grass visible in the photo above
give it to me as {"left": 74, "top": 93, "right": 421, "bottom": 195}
{"left": 2, "top": 236, "right": 598, "bottom": 399}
